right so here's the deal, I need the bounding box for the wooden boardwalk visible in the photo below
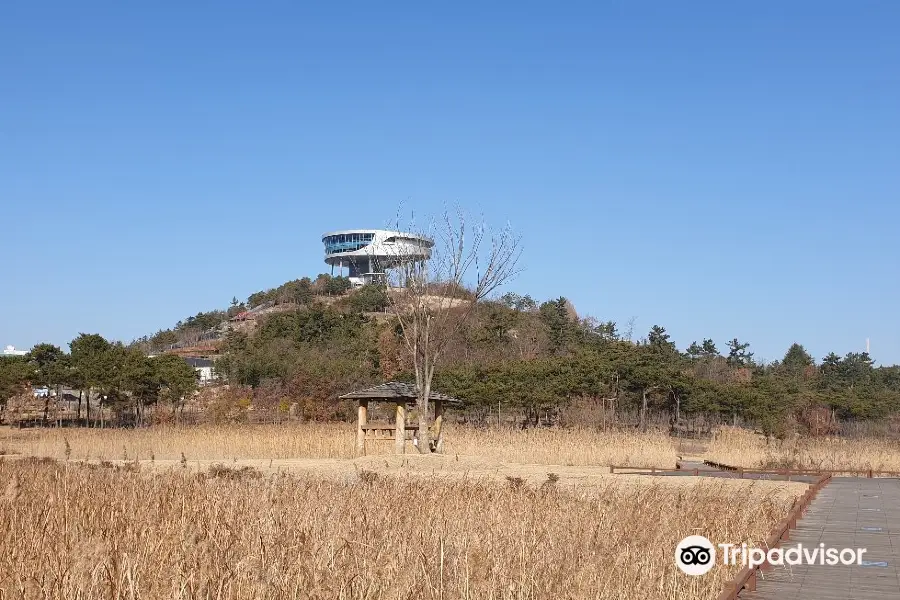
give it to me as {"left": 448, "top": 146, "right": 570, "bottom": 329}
{"left": 742, "top": 477, "right": 900, "bottom": 599}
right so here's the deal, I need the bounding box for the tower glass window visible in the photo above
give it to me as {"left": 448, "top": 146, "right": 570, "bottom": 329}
{"left": 323, "top": 233, "right": 374, "bottom": 254}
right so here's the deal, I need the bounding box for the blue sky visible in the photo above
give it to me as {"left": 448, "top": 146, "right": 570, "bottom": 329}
{"left": 2, "top": 2, "right": 898, "bottom": 364}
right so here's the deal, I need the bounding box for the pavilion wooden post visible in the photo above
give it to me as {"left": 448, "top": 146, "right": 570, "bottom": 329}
{"left": 356, "top": 400, "right": 368, "bottom": 457}
{"left": 394, "top": 401, "right": 406, "bottom": 454}
{"left": 434, "top": 398, "right": 445, "bottom": 453}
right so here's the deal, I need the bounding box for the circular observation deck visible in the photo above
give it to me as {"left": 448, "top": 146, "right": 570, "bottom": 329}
{"left": 322, "top": 229, "right": 433, "bottom": 286}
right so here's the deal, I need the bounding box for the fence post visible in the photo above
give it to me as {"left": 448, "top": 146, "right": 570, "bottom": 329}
{"left": 395, "top": 402, "right": 406, "bottom": 455}
{"left": 356, "top": 400, "right": 368, "bottom": 457}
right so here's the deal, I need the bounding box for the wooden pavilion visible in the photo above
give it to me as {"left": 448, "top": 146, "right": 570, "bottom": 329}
{"left": 339, "top": 382, "right": 462, "bottom": 456}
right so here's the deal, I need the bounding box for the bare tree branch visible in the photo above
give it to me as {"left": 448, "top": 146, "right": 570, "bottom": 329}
{"left": 385, "top": 208, "right": 521, "bottom": 453}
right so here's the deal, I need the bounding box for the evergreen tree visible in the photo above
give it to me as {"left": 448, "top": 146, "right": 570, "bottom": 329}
{"left": 782, "top": 343, "right": 814, "bottom": 373}
{"left": 686, "top": 341, "right": 703, "bottom": 360}
{"left": 539, "top": 298, "right": 572, "bottom": 352}
{"left": 701, "top": 339, "right": 719, "bottom": 357}
{"left": 647, "top": 325, "right": 676, "bottom": 353}
{"left": 727, "top": 338, "right": 754, "bottom": 367}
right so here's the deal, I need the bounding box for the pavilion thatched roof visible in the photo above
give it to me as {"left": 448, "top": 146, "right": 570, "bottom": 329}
{"left": 339, "top": 382, "right": 462, "bottom": 405}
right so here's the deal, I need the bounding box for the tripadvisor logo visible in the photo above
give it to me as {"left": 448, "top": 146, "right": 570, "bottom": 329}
{"left": 675, "top": 535, "right": 870, "bottom": 576}
{"left": 676, "top": 535, "right": 716, "bottom": 576}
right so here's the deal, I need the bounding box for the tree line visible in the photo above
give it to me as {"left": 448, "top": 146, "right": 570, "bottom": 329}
{"left": 208, "top": 284, "right": 900, "bottom": 436}
{"left": 6, "top": 280, "right": 899, "bottom": 437}
{"left": 0, "top": 334, "right": 197, "bottom": 425}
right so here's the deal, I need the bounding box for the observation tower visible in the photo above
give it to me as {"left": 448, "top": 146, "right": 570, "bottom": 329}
{"left": 322, "top": 229, "right": 434, "bottom": 287}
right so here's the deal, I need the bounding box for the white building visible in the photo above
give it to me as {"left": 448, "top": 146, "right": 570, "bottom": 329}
{"left": 322, "top": 229, "right": 434, "bottom": 287}
{"left": 183, "top": 357, "right": 217, "bottom": 384}
{"left": 2, "top": 345, "right": 27, "bottom": 357}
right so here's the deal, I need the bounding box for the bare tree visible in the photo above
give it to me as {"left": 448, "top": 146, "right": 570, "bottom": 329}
{"left": 387, "top": 209, "right": 522, "bottom": 453}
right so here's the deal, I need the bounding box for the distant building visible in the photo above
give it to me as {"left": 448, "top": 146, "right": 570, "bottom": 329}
{"left": 2, "top": 345, "right": 27, "bottom": 357}
{"left": 183, "top": 357, "right": 217, "bottom": 384}
{"left": 322, "top": 229, "right": 434, "bottom": 287}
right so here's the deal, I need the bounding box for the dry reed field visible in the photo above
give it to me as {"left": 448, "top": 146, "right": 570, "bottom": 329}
{"left": 707, "top": 426, "right": 900, "bottom": 472}
{"left": 0, "top": 458, "right": 801, "bottom": 600}
{"left": 0, "top": 423, "right": 678, "bottom": 467}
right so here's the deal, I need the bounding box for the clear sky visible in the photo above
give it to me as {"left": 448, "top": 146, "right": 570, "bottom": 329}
{"left": 2, "top": 2, "right": 898, "bottom": 364}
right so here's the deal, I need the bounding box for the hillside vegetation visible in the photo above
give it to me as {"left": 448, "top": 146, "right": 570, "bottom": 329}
{"left": 4, "top": 274, "right": 900, "bottom": 437}
{"left": 212, "top": 286, "right": 900, "bottom": 436}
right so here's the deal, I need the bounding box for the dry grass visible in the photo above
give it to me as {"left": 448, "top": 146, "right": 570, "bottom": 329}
{"left": 446, "top": 426, "right": 676, "bottom": 467}
{"left": 0, "top": 423, "right": 678, "bottom": 467}
{"left": 0, "top": 458, "right": 799, "bottom": 600}
{"left": 707, "top": 426, "right": 900, "bottom": 472}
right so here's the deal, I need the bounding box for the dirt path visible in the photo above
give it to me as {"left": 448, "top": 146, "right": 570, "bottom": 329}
{"left": 6, "top": 452, "right": 805, "bottom": 499}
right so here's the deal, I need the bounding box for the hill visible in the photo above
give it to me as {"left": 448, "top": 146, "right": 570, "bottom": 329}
{"left": 131, "top": 274, "right": 900, "bottom": 436}
{"left": 4, "top": 273, "right": 900, "bottom": 437}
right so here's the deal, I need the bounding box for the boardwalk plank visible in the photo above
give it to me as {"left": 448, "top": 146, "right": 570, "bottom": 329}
{"left": 741, "top": 478, "right": 900, "bottom": 600}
